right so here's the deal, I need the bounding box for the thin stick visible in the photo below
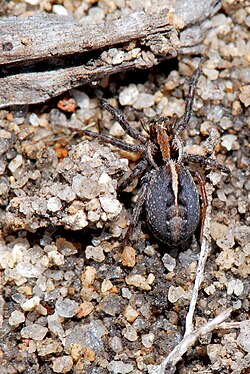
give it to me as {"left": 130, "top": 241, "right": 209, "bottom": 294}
{"left": 184, "top": 237, "right": 211, "bottom": 336}
{"left": 184, "top": 182, "right": 212, "bottom": 336}
{"left": 151, "top": 308, "right": 232, "bottom": 374}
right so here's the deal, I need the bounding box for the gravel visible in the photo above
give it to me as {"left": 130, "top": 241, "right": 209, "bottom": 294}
{"left": 0, "top": 0, "right": 249, "bottom": 373}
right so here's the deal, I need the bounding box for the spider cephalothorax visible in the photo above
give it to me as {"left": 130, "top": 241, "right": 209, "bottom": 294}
{"left": 75, "top": 57, "right": 230, "bottom": 247}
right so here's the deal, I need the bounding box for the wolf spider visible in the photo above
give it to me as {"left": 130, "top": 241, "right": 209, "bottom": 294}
{"left": 79, "top": 58, "right": 230, "bottom": 247}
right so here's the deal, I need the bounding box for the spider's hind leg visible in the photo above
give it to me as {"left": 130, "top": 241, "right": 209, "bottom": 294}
{"left": 190, "top": 169, "right": 208, "bottom": 244}
{"left": 118, "top": 159, "right": 149, "bottom": 192}
{"left": 122, "top": 180, "right": 149, "bottom": 248}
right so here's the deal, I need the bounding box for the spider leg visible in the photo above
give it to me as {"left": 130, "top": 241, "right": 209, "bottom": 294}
{"left": 78, "top": 128, "right": 145, "bottom": 153}
{"left": 175, "top": 56, "right": 205, "bottom": 137}
{"left": 100, "top": 98, "right": 147, "bottom": 144}
{"left": 122, "top": 180, "right": 149, "bottom": 247}
{"left": 182, "top": 153, "right": 231, "bottom": 174}
{"left": 190, "top": 169, "right": 208, "bottom": 243}
{"left": 118, "top": 159, "right": 149, "bottom": 191}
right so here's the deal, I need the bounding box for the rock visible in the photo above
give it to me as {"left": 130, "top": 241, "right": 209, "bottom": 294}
{"left": 142, "top": 333, "right": 155, "bottom": 348}
{"left": 123, "top": 305, "right": 139, "bottom": 323}
{"left": 119, "top": 84, "right": 139, "bottom": 106}
{"left": 168, "top": 286, "right": 186, "bottom": 303}
{"left": 125, "top": 273, "right": 155, "bottom": 291}
{"left": 221, "top": 134, "right": 237, "bottom": 151}
{"left": 122, "top": 323, "right": 138, "bottom": 342}
{"left": 98, "top": 295, "right": 124, "bottom": 316}
{"left": 85, "top": 245, "right": 105, "bottom": 262}
{"left": 133, "top": 93, "right": 155, "bottom": 110}
{"left": 52, "top": 356, "right": 73, "bottom": 373}
{"left": 110, "top": 336, "right": 123, "bottom": 353}
{"left": 65, "top": 320, "right": 108, "bottom": 353}
{"left": 55, "top": 299, "right": 79, "bottom": 318}
{"left": 37, "top": 338, "right": 63, "bottom": 356}
{"left": 21, "top": 296, "right": 41, "bottom": 311}
{"left": 8, "top": 155, "right": 23, "bottom": 173}
{"left": 121, "top": 246, "right": 136, "bottom": 267}
{"left": 21, "top": 323, "right": 48, "bottom": 340}
{"left": 8, "top": 310, "right": 25, "bottom": 326}
{"left": 162, "top": 253, "right": 176, "bottom": 271}
{"left": 99, "top": 195, "right": 122, "bottom": 215}
{"left": 107, "top": 360, "right": 134, "bottom": 373}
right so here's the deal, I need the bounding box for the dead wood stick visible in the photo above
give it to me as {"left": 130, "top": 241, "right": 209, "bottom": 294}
{"left": 151, "top": 307, "right": 232, "bottom": 374}
{"left": 0, "top": 0, "right": 221, "bottom": 108}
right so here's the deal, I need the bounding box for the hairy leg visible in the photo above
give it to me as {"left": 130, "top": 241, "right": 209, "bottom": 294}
{"left": 175, "top": 56, "right": 205, "bottom": 137}
{"left": 190, "top": 169, "right": 208, "bottom": 243}
{"left": 182, "top": 153, "right": 231, "bottom": 174}
{"left": 79, "top": 128, "right": 145, "bottom": 153}
{"left": 122, "top": 180, "right": 149, "bottom": 246}
{"left": 100, "top": 98, "right": 147, "bottom": 143}
{"left": 118, "top": 159, "right": 149, "bottom": 191}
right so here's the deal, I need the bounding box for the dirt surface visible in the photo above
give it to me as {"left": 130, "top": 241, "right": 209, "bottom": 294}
{"left": 0, "top": 1, "right": 249, "bottom": 373}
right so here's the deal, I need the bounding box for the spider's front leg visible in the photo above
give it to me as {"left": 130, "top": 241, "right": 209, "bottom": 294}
{"left": 100, "top": 98, "right": 147, "bottom": 144}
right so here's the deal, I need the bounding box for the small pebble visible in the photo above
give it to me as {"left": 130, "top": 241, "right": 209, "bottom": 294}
{"left": 52, "top": 356, "right": 73, "bottom": 373}
{"left": 210, "top": 222, "right": 228, "bottom": 241}
{"left": 48, "top": 250, "right": 64, "bottom": 266}
{"left": 204, "top": 284, "right": 216, "bottom": 295}
{"left": 168, "top": 286, "right": 186, "bottom": 303}
{"left": 123, "top": 323, "right": 138, "bottom": 342}
{"left": 29, "top": 113, "right": 40, "bottom": 127}
{"left": 16, "top": 262, "right": 41, "bottom": 278}
{"left": 81, "top": 266, "right": 96, "bottom": 285}
{"left": 112, "top": 51, "right": 125, "bottom": 65}
{"left": 227, "top": 279, "right": 244, "bottom": 296}
{"left": 65, "top": 320, "right": 108, "bottom": 353}
{"left": 77, "top": 301, "right": 94, "bottom": 317}
{"left": 221, "top": 134, "right": 237, "bottom": 151}
{"left": 107, "top": 360, "right": 134, "bottom": 374}
{"left": 56, "top": 299, "right": 78, "bottom": 318}
{"left": 123, "top": 305, "right": 139, "bottom": 323}
{"left": 85, "top": 245, "right": 105, "bottom": 262}
{"left": 141, "top": 333, "right": 155, "bottom": 348}
{"left": 21, "top": 323, "right": 48, "bottom": 340}
{"left": 125, "top": 274, "right": 154, "bottom": 291}
{"left": 237, "top": 320, "right": 250, "bottom": 353}
{"left": 98, "top": 295, "right": 124, "bottom": 316}
{"left": 162, "top": 253, "right": 176, "bottom": 271}
{"left": 119, "top": 84, "right": 139, "bottom": 106}
{"left": 37, "top": 338, "right": 63, "bottom": 356}
{"left": 52, "top": 4, "right": 68, "bottom": 15}
{"left": 133, "top": 93, "right": 154, "bottom": 110}
{"left": 9, "top": 310, "right": 25, "bottom": 326}
{"left": 47, "top": 197, "right": 62, "bottom": 212}
{"left": 99, "top": 196, "right": 122, "bottom": 215}
{"left": 71, "top": 90, "right": 90, "bottom": 109}
{"left": 47, "top": 312, "right": 65, "bottom": 338}
{"left": 110, "top": 336, "right": 123, "bottom": 353}
{"left": 239, "top": 85, "right": 250, "bottom": 107}
{"left": 8, "top": 155, "right": 23, "bottom": 173}
{"left": 203, "top": 67, "right": 219, "bottom": 80}
{"left": 21, "top": 296, "right": 41, "bottom": 311}
{"left": 101, "top": 279, "right": 113, "bottom": 294}
{"left": 122, "top": 246, "right": 136, "bottom": 267}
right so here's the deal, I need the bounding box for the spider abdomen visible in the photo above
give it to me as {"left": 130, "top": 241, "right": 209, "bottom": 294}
{"left": 145, "top": 164, "right": 200, "bottom": 247}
